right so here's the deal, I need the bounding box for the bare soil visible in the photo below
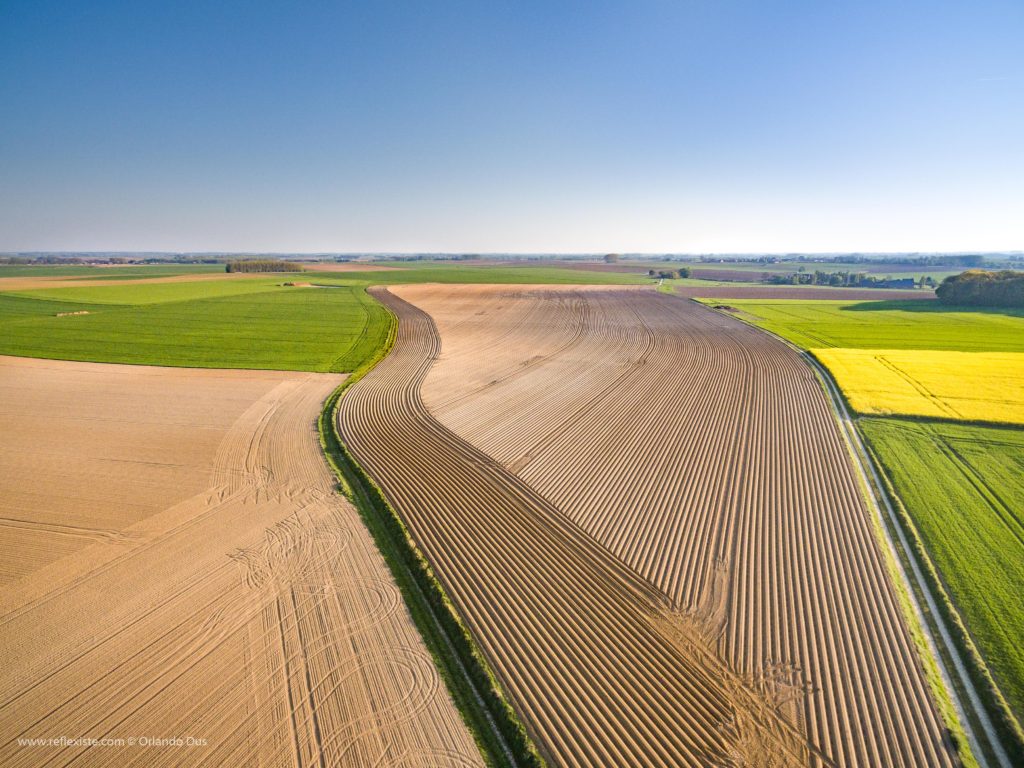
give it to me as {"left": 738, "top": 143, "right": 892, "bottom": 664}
{"left": 339, "top": 284, "right": 957, "bottom": 767}
{"left": 0, "top": 355, "right": 481, "bottom": 768}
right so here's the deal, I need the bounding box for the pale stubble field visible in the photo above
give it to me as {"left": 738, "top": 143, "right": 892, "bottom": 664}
{"left": 0, "top": 355, "right": 481, "bottom": 768}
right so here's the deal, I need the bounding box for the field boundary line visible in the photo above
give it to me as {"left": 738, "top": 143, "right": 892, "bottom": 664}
{"left": 854, "top": 423, "right": 1024, "bottom": 760}
{"left": 316, "top": 300, "right": 544, "bottom": 768}
{"left": 852, "top": 411, "right": 1024, "bottom": 432}
{"left": 808, "top": 354, "right": 1009, "bottom": 768}
{"left": 701, "top": 299, "right": 1013, "bottom": 768}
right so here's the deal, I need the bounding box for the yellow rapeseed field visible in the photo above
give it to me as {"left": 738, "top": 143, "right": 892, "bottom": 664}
{"left": 812, "top": 348, "right": 1024, "bottom": 425}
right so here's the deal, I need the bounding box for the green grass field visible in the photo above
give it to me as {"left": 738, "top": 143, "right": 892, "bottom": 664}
{"left": 861, "top": 418, "right": 1024, "bottom": 725}
{"left": 0, "top": 261, "right": 643, "bottom": 372}
{"left": 306, "top": 263, "right": 650, "bottom": 286}
{"left": 0, "top": 263, "right": 224, "bottom": 278}
{"left": 718, "top": 298, "right": 1024, "bottom": 352}
{"left": 0, "top": 286, "right": 390, "bottom": 372}
{"left": 8, "top": 278, "right": 286, "bottom": 305}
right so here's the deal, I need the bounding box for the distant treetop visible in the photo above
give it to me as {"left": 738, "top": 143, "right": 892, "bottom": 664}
{"left": 225, "top": 259, "right": 301, "bottom": 274}
{"left": 936, "top": 269, "right": 1024, "bottom": 307}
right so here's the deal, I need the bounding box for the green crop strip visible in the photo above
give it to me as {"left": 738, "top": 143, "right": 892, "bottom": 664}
{"left": 0, "top": 286, "right": 390, "bottom": 372}
{"left": 703, "top": 298, "right": 1024, "bottom": 352}
{"left": 861, "top": 418, "right": 1024, "bottom": 759}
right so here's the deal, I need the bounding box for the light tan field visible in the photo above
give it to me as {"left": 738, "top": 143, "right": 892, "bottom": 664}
{"left": 0, "top": 356, "right": 481, "bottom": 768}
{"left": 339, "top": 284, "right": 958, "bottom": 767}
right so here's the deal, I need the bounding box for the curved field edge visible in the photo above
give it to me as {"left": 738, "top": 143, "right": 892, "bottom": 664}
{"left": 806, "top": 349, "right": 1022, "bottom": 767}
{"left": 317, "top": 304, "right": 546, "bottom": 768}
{"left": 702, "top": 301, "right": 990, "bottom": 767}
{"left": 818, "top": 371, "right": 989, "bottom": 768}
{"left": 794, "top": 349, "right": 1024, "bottom": 765}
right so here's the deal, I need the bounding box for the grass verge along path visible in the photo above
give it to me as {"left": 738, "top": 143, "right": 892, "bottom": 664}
{"left": 317, "top": 310, "right": 544, "bottom": 768}
{"left": 711, "top": 297, "right": 1024, "bottom": 765}
{"left": 861, "top": 419, "right": 1024, "bottom": 752}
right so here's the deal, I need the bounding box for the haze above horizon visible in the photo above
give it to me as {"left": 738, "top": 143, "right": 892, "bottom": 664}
{"left": 1, "top": 1, "right": 1021, "bottom": 253}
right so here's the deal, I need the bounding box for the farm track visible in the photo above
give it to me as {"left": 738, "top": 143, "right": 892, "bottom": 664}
{"left": 341, "top": 284, "right": 958, "bottom": 768}
{"left": 0, "top": 357, "right": 480, "bottom": 768}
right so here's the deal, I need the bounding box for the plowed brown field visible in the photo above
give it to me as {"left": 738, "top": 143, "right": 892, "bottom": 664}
{"left": 339, "top": 284, "right": 958, "bottom": 768}
{"left": 0, "top": 356, "right": 481, "bottom": 768}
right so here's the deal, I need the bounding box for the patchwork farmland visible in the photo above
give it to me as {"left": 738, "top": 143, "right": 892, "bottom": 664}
{"left": 3, "top": 2, "right": 1017, "bottom": 764}
{"left": 724, "top": 295, "right": 1024, "bottom": 759}
{"left": 2, "top": 263, "right": 1013, "bottom": 767}
{"left": 338, "top": 284, "right": 959, "bottom": 767}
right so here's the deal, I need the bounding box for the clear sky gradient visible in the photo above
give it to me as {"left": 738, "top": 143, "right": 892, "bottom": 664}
{"left": 1, "top": 1, "right": 1021, "bottom": 253}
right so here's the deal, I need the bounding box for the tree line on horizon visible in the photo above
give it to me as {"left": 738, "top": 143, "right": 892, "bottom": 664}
{"left": 766, "top": 270, "right": 926, "bottom": 289}
{"left": 225, "top": 259, "right": 301, "bottom": 273}
{"left": 937, "top": 270, "right": 1024, "bottom": 307}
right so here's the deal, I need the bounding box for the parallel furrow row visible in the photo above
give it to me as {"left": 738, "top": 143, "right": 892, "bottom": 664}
{"left": 358, "top": 284, "right": 958, "bottom": 768}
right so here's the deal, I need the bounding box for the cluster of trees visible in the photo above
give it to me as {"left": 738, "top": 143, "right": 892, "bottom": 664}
{"left": 698, "top": 255, "right": 781, "bottom": 264}
{"left": 767, "top": 270, "right": 920, "bottom": 288}
{"left": 649, "top": 268, "right": 691, "bottom": 279}
{"left": 1, "top": 254, "right": 96, "bottom": 265}
{"left": 936, "top": 270, "right": 1024, "bottom": 307}
{"left": 225, "top": 259, "right": 300, "bottom": 273}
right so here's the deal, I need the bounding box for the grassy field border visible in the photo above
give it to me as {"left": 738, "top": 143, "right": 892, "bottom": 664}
{"left": 316, "top": 290, "right": 546, "bottom": 768}
{"left": 859, "top": 427, "right": 1024, "bottom": 764}
{"left": 806, "top": 354, "right": 993, "bottom": 768}
{"left": 699, "top": 298, "right": 996, "bottom": 767}
{"left": 794, "top": 348, "right": 1024, "bottom": 764}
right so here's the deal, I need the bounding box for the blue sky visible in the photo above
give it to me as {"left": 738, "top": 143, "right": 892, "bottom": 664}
{"left": 1, "top": 1, "right": 1021, "bottom": 252}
